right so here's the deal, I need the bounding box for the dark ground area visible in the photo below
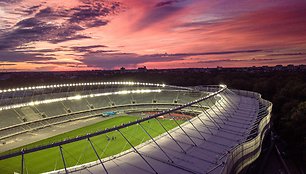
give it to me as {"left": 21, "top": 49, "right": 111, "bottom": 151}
{"left": 1, "top": 66, "right": 305, "bottom": 172}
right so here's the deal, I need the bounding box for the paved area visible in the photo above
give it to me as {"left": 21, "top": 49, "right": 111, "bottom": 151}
{"left": 0, "top": 117, "right": 108, "bottom": 153}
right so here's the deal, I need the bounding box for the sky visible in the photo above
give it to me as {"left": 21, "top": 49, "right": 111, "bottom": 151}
{"left": 0, "top": 0, "right": 306, "bottom": 71}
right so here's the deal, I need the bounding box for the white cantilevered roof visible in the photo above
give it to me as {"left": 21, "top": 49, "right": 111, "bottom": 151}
{"left": 49, "top": 92, "right": 261, "bottom": 174}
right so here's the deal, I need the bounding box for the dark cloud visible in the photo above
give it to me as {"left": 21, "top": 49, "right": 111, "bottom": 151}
{"left": 0, "top": 22, "right": 53, "bottom": 50}
{"left": 34, "top": 7, "right": 71, "bottom": 19}
{"left": 0, "top": 0, "right": 123, "bottom": 51}
{"left": 82, "top": 52, "right": 185, "bottom": 69}
{"left": 265, "top": 57, "right": 306, "bottom": 65}
{"left": 20, "top": 4, "right": 42, "bottom": 15}
{"left": 163, "top": 49, "right": 263, "bottom": 57}
{"left": 50, "top": 35, "right": 91, "bottom": 44}
{"left": 68, "top": 1, "right": 121, "bottom": 28}
{"left": 89, "top": 50, "right": 118, "bottom": 54}
{"left": 15, "top": 49, "right": 60, "bottom": 53}
{"left": 198, "top": 58, "right": 275, "bottom": 64}
{"left": 178, "top": 18, "right": 230, "bottom": 29}
{"left": 66, "top": 64, "right": 88, "bottom": 68}
{"left": 15, "top": 17, "right": 43, "bottom": 27}
{"left": 155, "top": 0, "right": 181, "bottom": 7}
{"left": 69, "top": 6, "right": 109, "bottom": 23}
{"left": 86, "top": 19, "right": 109, "bottom": 27}
{"left": 0, "top": 0, "right": 22, "bottom": 4}
{"left": 71, "top": 45, "right": 107, "bottom": 52}
{"left": 0, "top": 17, "right": 90, "bottom": 50}
{"left": 267, "top": 52, "right": 306, "bottom": 57}
{"left": 0, "top": 63, "right": 16, "bottom": 66}
{"left": 81, "top": 49, "right": 265, "bottom": 69}
{"left": 135, "top": 1, "right": 184, "bottom": 30}
{"left": 27, "top": 61, "right": 82, "bottom": 65}
{"left": 0, "top": 50, "right": 56, "bottom": 62}
{"left": 34, "top": 66, "right": 57, "bottom": 71}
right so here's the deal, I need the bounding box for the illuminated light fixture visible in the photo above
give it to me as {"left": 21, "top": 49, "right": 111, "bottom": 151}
{"left": 68, "top": 95, "right": 82, "bottom": 100}
{"left": 219, "top": 84, "right": 226, "bottom": 88}
{"left": 118, "top": 90, "right": 129, "bottom": 94}
{"left": 0, "top": 88, "right": 163, "bottom": 111}
{"left": 0, "top": 82, "right": 167, "bottom": 93}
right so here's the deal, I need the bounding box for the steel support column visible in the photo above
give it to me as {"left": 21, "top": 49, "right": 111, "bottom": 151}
{"left": 171, "top": 116, "right": 197, "bottom": 146}
{"left": 208, "top": 97, "right": 228, "bottom": 121}
{"left": 88, "top": 138, "right": 108, "bottom": 174}
{"left": 204, "top": 100, "right": 226, "bottom": 124}
{"left": 21, "top": 149, "right": 25, "bottom": 174}
{"left": 59, "top": 145, "right": 68, "bottom": 174}
{"left": 198, "top": 102, "right": 222, "bottom": 129}
{"left": 138, "top": 123, "right": 174, "bottom": 163}
{"left": 187, "top": 106, "right": 214, "bottom": 135}
{"left": 187, "top": 119, "right": 206, "bottom": 141}
{"left": 117, "top": 129, "right": 158, "bottom": 174}
{"left": 154, "top": 118, "right": 186, "bottom": 154}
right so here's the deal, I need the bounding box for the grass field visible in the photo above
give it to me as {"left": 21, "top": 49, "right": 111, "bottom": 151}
{"left": 0, "top": 116, "right": 183, "bottom": 174}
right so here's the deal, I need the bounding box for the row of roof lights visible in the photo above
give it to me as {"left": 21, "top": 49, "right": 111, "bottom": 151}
{"left": 0, "top": 82, "right": 166, "bottom": 93}
{"left": 0, "top": 89, "right": 162, "bottom": 111}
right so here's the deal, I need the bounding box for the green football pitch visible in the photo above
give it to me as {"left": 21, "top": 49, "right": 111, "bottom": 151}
{"left": 0, "top": 116, "right": 184, "bottom": 174}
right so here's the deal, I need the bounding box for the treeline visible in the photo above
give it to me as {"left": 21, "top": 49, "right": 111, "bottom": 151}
{"left": 0, "top": 70, "right": 305, "bottom": 167}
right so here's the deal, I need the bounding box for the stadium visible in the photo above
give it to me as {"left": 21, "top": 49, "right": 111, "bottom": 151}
{"left": 0, "top": 82, "right": 272, "bottom": 174}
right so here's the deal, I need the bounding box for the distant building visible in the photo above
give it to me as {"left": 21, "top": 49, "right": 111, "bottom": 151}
{"left": 137, "top": 66, "right": 148, "bottom": 72}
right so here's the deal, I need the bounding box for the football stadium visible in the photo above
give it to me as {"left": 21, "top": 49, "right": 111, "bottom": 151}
{"left": 0, "top": 82, "right": 272, "bottom": 174}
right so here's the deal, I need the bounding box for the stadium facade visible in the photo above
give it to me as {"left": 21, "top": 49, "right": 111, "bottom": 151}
{"left": 0, "top": 82, "right": 272, "bottom": 174}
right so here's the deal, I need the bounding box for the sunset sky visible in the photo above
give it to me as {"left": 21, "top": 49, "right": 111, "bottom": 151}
{"left": 0, "top": 0, "right": 306, "bottom": 71}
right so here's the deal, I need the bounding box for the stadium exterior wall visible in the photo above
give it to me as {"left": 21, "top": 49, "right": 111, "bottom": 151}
{"left": 220, "top": 90, "right": 272, "bottom": 174}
